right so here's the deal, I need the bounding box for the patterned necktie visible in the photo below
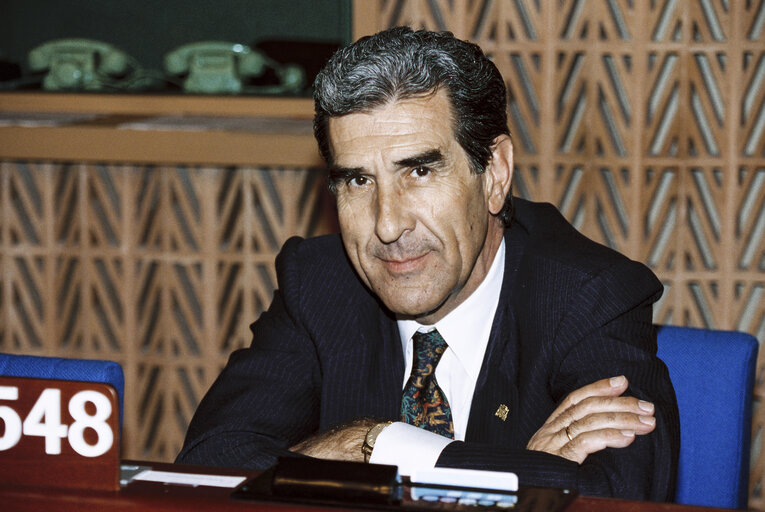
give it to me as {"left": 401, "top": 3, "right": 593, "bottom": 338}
{"left": 399, "top": 329, "right": 455, "bottom": 439}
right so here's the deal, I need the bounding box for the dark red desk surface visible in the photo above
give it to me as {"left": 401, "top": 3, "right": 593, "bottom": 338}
{"left": 0, "top": 460, "right": 733, "bottom": 512}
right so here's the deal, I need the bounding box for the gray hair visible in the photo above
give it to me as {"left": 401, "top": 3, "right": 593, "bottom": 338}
{"left": 313, "top": 26, "right": 513, "bottom": 225}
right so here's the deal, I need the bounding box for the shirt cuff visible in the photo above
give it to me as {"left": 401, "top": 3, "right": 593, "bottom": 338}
{"left": 369, "top": 422, "right": 454, "bottom": 476}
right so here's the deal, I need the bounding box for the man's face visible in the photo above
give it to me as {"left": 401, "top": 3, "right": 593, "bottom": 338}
{"left": 328, "top": 91, "right": 508, "bottom": 324}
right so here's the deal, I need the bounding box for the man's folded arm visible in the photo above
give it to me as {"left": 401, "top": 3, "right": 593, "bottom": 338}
{"left": 369, "top": 374, "right": 675, "bottom": 501}
{"left": 436, "top": 267, "right": 678, "bottom": 501}
{"left": 436, "top": 414, "right": 675, "bottom": 501}
{"left": 176, "top": 287, "right": 321, "bottom": 469}
{"left": 378, "top": 261, "right": 679, "bottom": 502}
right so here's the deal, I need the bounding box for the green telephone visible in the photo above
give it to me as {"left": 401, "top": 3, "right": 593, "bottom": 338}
{"left": 164, "top": 41, "right": 304, "bottom": 95}
{"left": 28, "top": 39, "right": 133, "bottom": 91}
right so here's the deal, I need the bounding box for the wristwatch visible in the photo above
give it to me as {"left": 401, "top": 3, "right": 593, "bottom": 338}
{"left": 361, "top": 421, "right": 392, "bottom": 463}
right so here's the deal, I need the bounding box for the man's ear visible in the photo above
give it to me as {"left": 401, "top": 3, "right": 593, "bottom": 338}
{"left": 485, "top": 134, "right": 514, "bottom": 216}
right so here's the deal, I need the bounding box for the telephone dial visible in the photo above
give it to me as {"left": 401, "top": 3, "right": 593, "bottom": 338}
{"left": 28, "top": 39, "right": 138, "bottom": 91}
{"left": 164, "top": 41, "right": 305, "bottom": 95}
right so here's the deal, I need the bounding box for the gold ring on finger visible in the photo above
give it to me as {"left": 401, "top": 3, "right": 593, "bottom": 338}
{"left": 565, "top": 425, "right": 574, "bottom": 442}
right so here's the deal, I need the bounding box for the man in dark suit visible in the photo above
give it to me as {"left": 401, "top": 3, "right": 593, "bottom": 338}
{"left": 177, "top": 27, "right": 679, "bottom": 501}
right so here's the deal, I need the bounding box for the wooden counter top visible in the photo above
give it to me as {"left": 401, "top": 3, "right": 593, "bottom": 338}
{"left": 0, "top": 92, "right": 323, "bottom": 167}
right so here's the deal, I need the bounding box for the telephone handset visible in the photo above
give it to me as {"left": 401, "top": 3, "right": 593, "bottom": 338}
{"left": 28, "top": 39, "right": 133, "bottom": 91}
{"left": 164, "top": 41, "right": 304, "bottom": 95}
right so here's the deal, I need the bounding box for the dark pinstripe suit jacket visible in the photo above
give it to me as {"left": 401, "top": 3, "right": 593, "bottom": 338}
{"left": 177, "top": 198, "right": 680, "bottom": 501}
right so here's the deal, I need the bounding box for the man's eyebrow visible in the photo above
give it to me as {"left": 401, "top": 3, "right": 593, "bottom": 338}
{"left": 328, "top": 165, "right": 363, "bottom": 184}
{"left": 327, "top": 149, "right": 444, "bottom": 184}
{"left": 394, "top": 149, "right": 444, "bottom": 168}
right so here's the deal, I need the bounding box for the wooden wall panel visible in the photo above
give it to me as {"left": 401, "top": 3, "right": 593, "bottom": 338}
{"left": 0, "top": 0, "right": 762, "bottom": 507}
{"left": 0, "top": 163, "right": 338, "bottom": 462}
{"left": 357, "top": 0, "right": 764, "bottom": 507}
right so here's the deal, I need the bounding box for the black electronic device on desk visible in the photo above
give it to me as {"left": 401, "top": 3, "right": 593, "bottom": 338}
{"left": 232, "top": 457, "right": 576, "bottom": 512}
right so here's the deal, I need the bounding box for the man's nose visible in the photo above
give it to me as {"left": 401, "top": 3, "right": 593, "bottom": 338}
{"left": 374, "top": 187, "right": 413, "bottom": 243}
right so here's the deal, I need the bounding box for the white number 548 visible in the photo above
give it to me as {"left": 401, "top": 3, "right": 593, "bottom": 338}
{"left": 0, "top": 385, "right": 113, "bottom": 457}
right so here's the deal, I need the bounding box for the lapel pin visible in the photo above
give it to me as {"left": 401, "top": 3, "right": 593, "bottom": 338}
{"left": 494, "top": 404, "right": 509, "bottom": 421}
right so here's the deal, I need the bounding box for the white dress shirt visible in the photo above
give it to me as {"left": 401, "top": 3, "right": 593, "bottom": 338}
{"left": 370, "top": 239, "right": 506, "bottom": 475}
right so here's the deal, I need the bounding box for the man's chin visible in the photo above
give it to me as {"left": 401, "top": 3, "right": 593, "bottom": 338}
{"left": 383, "top": 296, "right": 447, "bottom": 322}
{"left": 364, "top": 272, "right": 451, "bottom": 321}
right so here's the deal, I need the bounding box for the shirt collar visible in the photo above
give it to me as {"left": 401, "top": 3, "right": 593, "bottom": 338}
{"left": 397, "top": 237, "right": 506, "bottom": 379}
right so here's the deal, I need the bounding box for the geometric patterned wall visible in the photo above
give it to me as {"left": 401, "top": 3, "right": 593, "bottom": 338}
{"left": 0, "top": 0, "right": 763, "bottom": 507}
{"left": 0, "top": 162, "right": 337, "bottom": 462}
{"left": 362, "top": 0, "right": 764, "bottom": 507}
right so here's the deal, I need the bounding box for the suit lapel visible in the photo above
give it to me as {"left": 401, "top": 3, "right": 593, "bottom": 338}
{"left": 349, "top": 303, "right": 404, "bottom": 420}
{"left": 465, "top": 225, "right": 526, "bottom": 445}
{"left": 321, "top": 288, "right": 404, "bottom": 426}
{"left": 377, "top": 307, "right": 405, "bottom": 418}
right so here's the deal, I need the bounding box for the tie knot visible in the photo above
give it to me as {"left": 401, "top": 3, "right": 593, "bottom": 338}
{"left": 413, "top": 329, "right": 447, "bottom": 352}
{"left": 411, "top": 329, "right": 448, "bottom": 381}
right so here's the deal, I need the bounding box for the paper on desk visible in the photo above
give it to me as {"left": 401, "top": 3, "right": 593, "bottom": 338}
{"left": 410, "top": 467, "right": 518, "bottom": 491}
{"left": 133, "top": 469, "right": 246, "bottom": 488}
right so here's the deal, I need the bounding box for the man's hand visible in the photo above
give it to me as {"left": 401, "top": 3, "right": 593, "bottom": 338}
{"left": 289, "top": 418, "right": 379, "bottom": 462}
{"left": 526, "top": 375, "right": 656, "bottom": 464}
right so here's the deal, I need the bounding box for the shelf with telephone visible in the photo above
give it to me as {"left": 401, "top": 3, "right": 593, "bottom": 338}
{"left": 3, "top": 38, "right": 313, "bottom": 96}
{"left": 0, "top": 43, "right": 324, "bottom": 167}
{"left": 0, "top": 92, "right": 320, "bottom": 167}
{"left": 0, "top": 38, "right": 328, "bottom": 167}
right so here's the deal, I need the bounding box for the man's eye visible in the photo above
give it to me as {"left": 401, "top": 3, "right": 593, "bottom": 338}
{"left": 411, "top": 166, "right": 431, "bottom": 178}
{"left": 347, "top": 175, "right": 369, "bottom": 187}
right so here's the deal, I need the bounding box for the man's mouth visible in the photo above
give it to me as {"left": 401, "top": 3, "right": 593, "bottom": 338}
{"left": 378, "top": 252, "right": 431, "bottom": 274}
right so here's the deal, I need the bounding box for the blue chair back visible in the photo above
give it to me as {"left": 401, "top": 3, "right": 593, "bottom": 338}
{"left": 0, "top": 353, "right": 125, "bottom": 426}
{"left": 656, "top": 325, "right": 758, "bottom": 509}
